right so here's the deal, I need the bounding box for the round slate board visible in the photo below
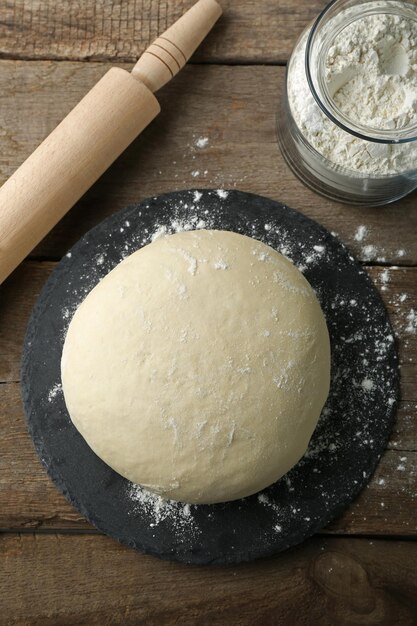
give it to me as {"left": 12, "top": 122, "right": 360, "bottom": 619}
{"left": 22, "top": 189, "right": 399, "bottom": 565}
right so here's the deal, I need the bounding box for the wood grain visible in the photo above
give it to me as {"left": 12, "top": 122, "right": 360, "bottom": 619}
{"left": 0, "top": 262, "right": 55, "bottom": 383}
{"left": 0, "top": 0, "right": 325, "bottom": 64}
{"left": 0, "top": 382, "right": 86, "bottom": 530}
{"left": 1, "top": 2, "right": 416, "bottom": 619}
{"left": 1, "top": 534, "right": 417, "bottom": 625}
{"left": 0, "top": 61, "right": 416, "bottom": 266}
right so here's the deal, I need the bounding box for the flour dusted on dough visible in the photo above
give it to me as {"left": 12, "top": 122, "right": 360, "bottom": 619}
{"left": 61, "top": 230, "right": 330, "bottom": 504}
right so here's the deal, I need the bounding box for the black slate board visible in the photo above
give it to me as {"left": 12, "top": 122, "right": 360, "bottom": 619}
{"left": 21, "top": 189, "right": 399, "bottom": 565}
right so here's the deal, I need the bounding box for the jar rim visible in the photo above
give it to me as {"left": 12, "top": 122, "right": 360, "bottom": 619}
{"left": 305, "top": 0, "right": 417, "bottom": 145}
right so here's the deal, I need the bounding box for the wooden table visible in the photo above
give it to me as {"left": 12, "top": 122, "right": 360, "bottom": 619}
{"left": 1, "top": 1, "right": 416, "bottom": 623}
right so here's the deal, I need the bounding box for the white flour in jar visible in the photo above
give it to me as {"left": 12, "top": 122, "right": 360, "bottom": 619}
{"left": 287, "top": 7, "right": 417, "bottom": 175}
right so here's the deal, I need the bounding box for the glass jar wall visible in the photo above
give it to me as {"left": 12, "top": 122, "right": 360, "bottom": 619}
{"left": 278, "top": 0, "right": 417, "bottom": 206}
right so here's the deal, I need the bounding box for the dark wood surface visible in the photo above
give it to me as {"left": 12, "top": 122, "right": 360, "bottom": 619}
{"left": 0, "top": 0, "right": 325, "bottom": 63}
{"left": 2, "top": 535, "right": 417, "bottom": 625}
{"left": 0, "top": 1, "right": 416, "bottom": 623}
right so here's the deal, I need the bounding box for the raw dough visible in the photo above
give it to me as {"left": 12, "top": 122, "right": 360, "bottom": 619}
{"left": 61, "top": 230, "right": 330, "bottom": 504}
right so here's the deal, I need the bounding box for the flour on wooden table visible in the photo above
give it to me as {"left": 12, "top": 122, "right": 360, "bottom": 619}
{"left": 406, "top": 309, "right": 417, "bottom": 333}
{"left": 354, "top": 225, "right": 368, "bottom": 242}
{"left": 380, "top": 269, "right": 390, "bottom": 291}
{"left": 195, "top": 136, "right": 209, "bottom": 149}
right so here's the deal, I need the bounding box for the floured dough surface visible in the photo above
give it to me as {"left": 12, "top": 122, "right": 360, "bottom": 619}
{"left": 61, "top": 230, "right": 330, "bottom": 504}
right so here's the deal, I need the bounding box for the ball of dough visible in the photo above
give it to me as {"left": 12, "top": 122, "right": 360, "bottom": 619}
{"left": 61, "top": 230, "right": 330, "bottom": 504}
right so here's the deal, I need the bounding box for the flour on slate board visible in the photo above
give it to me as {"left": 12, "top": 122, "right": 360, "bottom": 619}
{"left": 128, "top": 483, "right": 200, "bottom": 538}
{"left": 47, "top": 189, "right": 399, "bottom": 537}
{"left": 48, "top": 383, "right": 62, "bottom": 403}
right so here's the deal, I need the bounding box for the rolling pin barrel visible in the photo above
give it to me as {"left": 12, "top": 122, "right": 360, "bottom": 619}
{"left": 0, "top": 68, "right": 160, "bottom": 284}
{"left": 0, "top": 0, "right": 222, "bottom": 284}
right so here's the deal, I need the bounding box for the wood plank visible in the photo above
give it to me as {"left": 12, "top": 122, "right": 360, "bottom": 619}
{"left": 0, "top": 0, "right": 325, "bottom": 64}
{"left": 1, "top": 380, "right": 416, "bottom": 534}
{"left": 0, "top": 262, "right": 56, "bottom": 383}
{"left": 0, "top": 382, "right": 87, "bottom": 530}
{"left": 390, "top": 401, "right": 417, "bottom": 451}
{"left": 1, "top": 534, "right": 417, "bottom": 625}
{"left": 328, "top": 450, "right": 417, "bottom": 535}
{"left": 0, "top": 61, "right": 416, "bottom": 265}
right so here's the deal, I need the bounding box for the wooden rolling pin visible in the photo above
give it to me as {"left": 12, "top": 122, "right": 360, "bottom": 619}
{"left": 0, "top": 0, "right": 222, "bottom": 284}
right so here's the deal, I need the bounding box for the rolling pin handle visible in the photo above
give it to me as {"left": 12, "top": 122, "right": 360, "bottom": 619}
{"left": 131, "top": 0, "right": 222, "bottom": 92}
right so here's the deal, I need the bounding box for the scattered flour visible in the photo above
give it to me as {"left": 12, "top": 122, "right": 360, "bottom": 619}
{"left": 405, "top": 309, "right": 417, "bottom": 333}
{"left": 257, "top": 492, "right": 282, "bottom": 518}
{"left": 354, "top": 225, "right": 368, "bottom": 242}
{"left": 361, "top": 378, "right": 375, "bottom": 391}
{"left": 214, "top": 259, "right": 228, "bottom": 270}
{"left": 381, "top": 269, "right": 390, "bottom": 284}
{"left": 362, "top": 245, "right": 377, "bottom": 261}
{"left": 151, "top": 216, "right": 207, "bottom": 242}
{"left": 178, "top": 249, "right": 197, "bottom": 275}
{"left": 48, "top": 383, "right": 62, "bottom": 402}
{"left": 128, "top": 482, "right": 199, "bottom": 536}
{"left": 195, "top": 137, "right": 209, "bottom": 149}
{"left": 151, "top": 225, "right": 168, "bottom": 241}
{"left": 380, "top": 269, "right": 390, "bottom": 291}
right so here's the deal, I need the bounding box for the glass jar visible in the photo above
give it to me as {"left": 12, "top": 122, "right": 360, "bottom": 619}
{"left": 278, "top": 0, "right": 417, "bottom": 206}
